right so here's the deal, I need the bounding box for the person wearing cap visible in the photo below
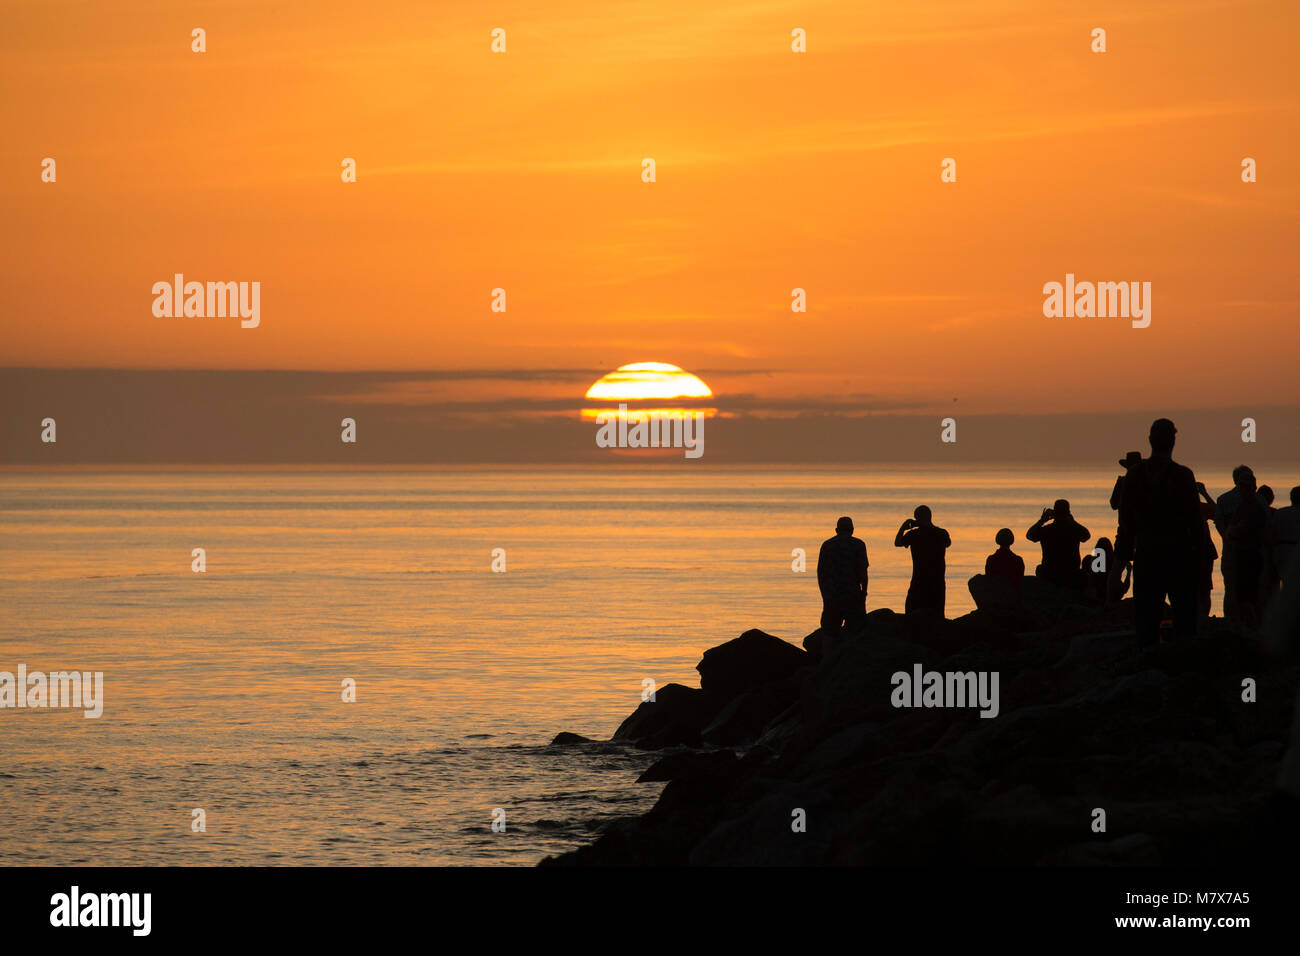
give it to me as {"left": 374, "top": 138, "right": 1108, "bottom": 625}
{"left": 817, "top": 516, "right": 869, "bottom": 651}
{"left": 1114, "top": 418, "right": 1203, "bottom": 644}
{"left": 1110, "top": 451, "right": 1142, "bottom": 511}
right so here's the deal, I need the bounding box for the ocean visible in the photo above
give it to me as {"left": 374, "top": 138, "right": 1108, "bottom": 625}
{"left": 0, "top": 464, "right": 1267, "bottom": 864}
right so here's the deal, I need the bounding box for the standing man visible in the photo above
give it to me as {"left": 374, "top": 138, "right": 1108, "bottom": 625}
{"left": 1214, "top": 465, "right": 1269, "bottom": 622}
{"left": 894, "top": 505, "right": 952, "bottom": 618}
{"left": 1114, "top": 419, "right": 1202, "bottom": 645}
{"left": 1270, "top": 487, "right": 1300, "bottom": 589}
{"left": 817, "top": 516, "right": 869, "bottom": 654}
{"left": 1219, "top": 468, "right": 1268, "bottom": 627}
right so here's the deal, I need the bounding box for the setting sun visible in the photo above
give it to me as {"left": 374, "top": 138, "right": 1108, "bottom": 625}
{"left": 584, "top": 363, "right": 713, "bottom": 401}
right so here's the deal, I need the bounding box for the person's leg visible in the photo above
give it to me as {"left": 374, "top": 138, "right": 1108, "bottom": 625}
{"left": 1237, "top": 554, "right": 1263, "bottom": 628}
{"left": 819, "top": 599, "right": 845, "bottom": 657}
{"left": 1222, "top": 551, "right": 1238, "bottom": 621}
{"left": 846, "top": 594, "right": 867, "bottom": 632}
{"left": 1172, "top": 564, "right": 1197, "bottom": 642}
{"left": 820, "top": 600, "right": 838, "bottom": 633}
{"left": 1133, "top": 561, "right": 1162, "bottom": 646}
{"left": 1196, "top": 586, "right": 1211, "bottom": 622}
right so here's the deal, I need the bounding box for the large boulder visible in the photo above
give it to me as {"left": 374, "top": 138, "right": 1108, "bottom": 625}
{"left": 696, "top": 629, "right": 808, "bottom": 701}
{"left": 612, "top": 683, "right": 721, "bottom": 749}
{"left": 968, "top": 573, "right": 1097, "bottom": 625}
{"left": 701, "top": 679, "right": 801, "bottom": 747}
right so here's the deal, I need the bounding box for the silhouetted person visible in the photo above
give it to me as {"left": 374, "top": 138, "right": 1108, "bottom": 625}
{"left": 1215, "top": 465, "right": 1269, "bottom": 621}
{"left": 817, "top": 516, "right": 868, "bottom": 653}
{"left": 1220, "top": 468, "right": 1268, "bottom": 627}
{"left": 1115, "top": 419, "right": 1202, "bottom": 645}
{"left": 1026, "top": 499, "right": 1090, "bottom": 589}
{"left": 1083, "top": 536, "right": 1124, "bottom": 603}
{"left": 1263, "top": 546, "right": 1300, "bottom": 818}
{"left": 984, "top": 528, "right": 1025, "bottom": 593}
{"left": 1110, "top": 451, "right": 1141, "bottom": 511}
{"left": 1260, "top": 485, "right": 1281, "bottom": 607}
{"left": 1271, "top": 486, "right": 1300, "bottom": 588}
{"left": 1195, "top": 481, "right": 1219, "bottom": 620}
{"left": 895, "top": 506, "right": 951, "bottom": 617}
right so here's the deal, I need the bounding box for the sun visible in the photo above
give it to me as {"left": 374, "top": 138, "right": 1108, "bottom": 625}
{"left": 584, "top": 362, "right": 713, "bottom": 401}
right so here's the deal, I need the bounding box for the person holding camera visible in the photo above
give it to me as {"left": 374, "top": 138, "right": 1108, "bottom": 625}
{"left": 1026, "top": 499, "right": 1090, "bottom": 590}
{"left": 894, "top": 505, "right": 951, "bottom": 617}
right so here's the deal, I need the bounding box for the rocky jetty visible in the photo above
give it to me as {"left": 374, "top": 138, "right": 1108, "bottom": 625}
{"left": 541, "top": 576, "right": 1299, "bottom": 865}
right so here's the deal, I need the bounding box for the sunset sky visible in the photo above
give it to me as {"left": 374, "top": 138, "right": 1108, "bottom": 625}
{"left": 2, "top": 0, "right": 1298, "bottom": 458}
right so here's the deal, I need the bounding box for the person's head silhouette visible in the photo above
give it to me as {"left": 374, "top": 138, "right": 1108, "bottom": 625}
{"left": 835, "top": 516, "right": 854, "bottom": 535}
{"left": 1233, "top": 464, "right": 1256, "bottom": 494}
{"left": 1052, "top": 499, "right": 1071, "bottom": 519}
{"left": 995, "top": 528, "right": 1014, "bottom": 548}
{"left": 914, "top": 505, "right": 932, "bottom": 526}
{"left": 1291, "top": 486, "right": 1300, "bottom": 508}
{"left": 1260, "top": 485, "right": 1275, "bottom": 506}
{"left": 1149, "top": 418, "right": 1177, "bottom": 456}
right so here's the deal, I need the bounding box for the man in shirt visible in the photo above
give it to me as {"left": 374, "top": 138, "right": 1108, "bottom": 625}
{"left": 1026, "top": 499, "right": 1090, "bottom": 589}
{"left": 894, "top": 505, "right": 952, "bottom": 617}
{"left": 1215, "top": 465, "right": 1271, "bottom": 622}
{"left": 817, "top": 516, "right": 869, "bottom": 653}
{"left": 1115, "top": 419, "right": 1202, "bottom": 644}
{"left": 1270, "top": 486, "right": 1300, "bottom": 588}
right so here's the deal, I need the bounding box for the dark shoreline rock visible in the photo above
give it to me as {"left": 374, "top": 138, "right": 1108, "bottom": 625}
{"left": 541, "top": 599, "right": 1300, "bottom": 866}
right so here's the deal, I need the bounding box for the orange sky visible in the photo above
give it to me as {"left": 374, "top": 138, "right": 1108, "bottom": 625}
{"left": 2, "top": 0, "right": 1298, "bottom": 415}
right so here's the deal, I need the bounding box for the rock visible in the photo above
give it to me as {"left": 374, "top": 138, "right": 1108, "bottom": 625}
{"left": 688, "top": 784, "right": 838, "bottom": 865}
{"left": 549, "top": 732, "right": 593, "bottom": 745}
{"left": 637, "top": 749, "right": 739, "bottom": 783}
{"left": 547, "top": 604, "right": 1300, "bottom": 866}
{"left": 802, "top": 628, "right": 827, "bottom": 658}
{"left": 696, "top": 629, "right": 808, "bottom": 701}
{"left": 968, "top": 572, "right": 1098, "bottom": 625}
{"left": 612, "top": 683, "right": 722, "bottom": 749}
{"left": 701, "top": 679, "right": 800, "bottom": 747}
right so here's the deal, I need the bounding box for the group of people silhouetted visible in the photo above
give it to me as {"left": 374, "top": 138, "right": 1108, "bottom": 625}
{"left": 816, "top": 417, "right": 1299, "bottom": 648}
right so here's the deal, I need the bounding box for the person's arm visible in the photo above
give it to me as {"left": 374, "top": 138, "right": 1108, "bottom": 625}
{"left": 1076, "top": 522, "right": 1090, "bottom": 542}
{"left": 1196, "top": 481, "right": 1213, "bottom": 506}
{"left": 1109, "top": 476, "right": 1124, "bottom": 511}
{"left": 940, "top": 529, "right": 952, "bottom": 548}
{"left": 816, "top": 543, "right": 828, "bottom": 592}
{"left": 1026, "top": 509, "right": 1050, "bottom": 542}
{"left": 1263, "top": 547, "right": 1300, "bottom": 656}
{"left": 1181, "top": 474, "right": 1204, "bottom": 549}
{"left": 858, "top": 545, "right": 869, "bottom": 596}
{"left": 1112, "top": 483, "right": 1136, "bottom": 600}
{"left": 894, "top": 520, "right": 912, "bottom": 547}
{"left": 1213, "top": 498, "right": 1228, "bottom": 538}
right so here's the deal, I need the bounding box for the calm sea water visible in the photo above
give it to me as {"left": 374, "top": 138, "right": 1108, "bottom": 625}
{"left": 0, "top": 464, "right": 1211, "bottom": 864}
